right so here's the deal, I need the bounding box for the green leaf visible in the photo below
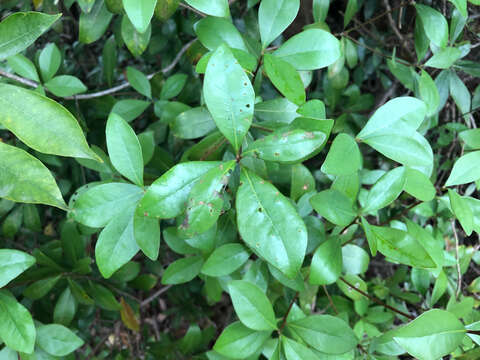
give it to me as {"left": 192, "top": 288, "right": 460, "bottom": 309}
{"left": 321, "top": 133, "right": 361, "bottom": 175}
{"left": 38, "top": 42, "right": 61, "bottom": 82}
{"left": 185, "top": 0, "right": 230, "bottom": 17}
{"left": 418, "top": 70, "right": 440, "bottom": 117}
{"left": 313, "top": 0, "right": 329, "bottom": 22}
{"left": 448, "top": 189, "right": 473, "bottom": 236}
{"left": 255, "top": 98, "right": 298, "bottom": 123}
{"left": 172, "top": 107, "right": 217, "bottom": 139}
{"left": 0, "top": 290, "right": 36, "bottom": 354}
{"left": 213, "top": 321, "right": 271, "bottom": 359}
{"left": 290, "top": 164, "right": 315, "bottom": 201}
{"left": 287, "top": 314, "right": 357, "bottom": 354}
{"left": 139, "top": 161, "right": 220, "bottom": 218}
{"left": 0, "top": 12, "right": 61, "bottom": 60}
{"left": 86, "top": 282, "right": 120, "bottom": 311}
{"left": 154, "top": 0, "right": 181, "bottom": 21}
{"left": 106, "top": 113, "right": 144, "bottom": 186}
{"left": 415, "top": 4, "right": 449, "bottom": 48}
{"left": 71, "top": 183, "right": 144, "bottom": 227}
{"left": 0, "top": 249, "right": 36, "bottom": 288}
{"left": 425, "top": 47, "right": 462, "bottom": 69}
{"left": 363, "top": 167, "right": 405, "bottom": 213}
{"left": 123, "top": 0, "right": 156, "bottom": 34}
{"left": 195, "top": 17, "right": 247, "bottom": 52}
{"left": 44, "top": 75, "right": 87, "bottom": 97}
{"left": 309, "top": 236, "right": 342, "bottom": 285}
{"left": 403, "top": 167, "right": 436, "bottom": 202}
{"left": 103, "top": 36, "right": 117, "bottom": 86}
{"left": 127, "top": 66, "right": 152, "bottom": 98}
{"left": 405, "top": 219, "right": 444, "bottom": 268}
{"left": 138, "top": 131, "right": 155, "bottom": 164}
{"left": 431, "top": 271, "right": 447, "bottom": 306}
{"left": 228, "top": 280, "right": 277, "bottom": 331}
{"left": 361, "top": 216, "right": 377, "bottom": 256}
{"left": 450, "top": 70, "right": 471, "bottom": 118}
{"left": 449, "top": 0, "right": 467, "bottom": 18}
{"left": 53, "top": 287, "right": 77, "bottom": 326}
{"left": 273, "top": 29, "right": 341, "bottom": 70}
{"left": 282, "top": 336, "right": 318, "bottom": 360}
{"left": 0, "top": 142, "right": 66, "bottom": 209}
{"left": 264, "top": 54, "right": 306, "bottom": 106}
{"left": 460, "top": 129, "right": 480, "bottom": 149}
{"left": 134, "top": 207, "right": 160, "bottom": 261}
{"left": 36, "top": 324, "right": 84, "bottom": 357}
{"left": 236, "top": 169, "right": 307, "bottom": 278}
{"left": 344, "top": 0, "right": 358, "bottom": 27}
{"left": 161, "top": 255, "right": 204, "bottom": 284}
{"left": 337, "top": 274, "right": 367, "bottom": 301}
{"left": 310, "top": 189, "right": 356, "bottom": 226}
{"left": 121, "top": 15, "right": 151, "bottom": 57}
{"left": 111, "top": 99, "right": 151, "bottom": 123}
{"left": 391, "top": 309, "right": 465, "bottom": 360}
{"left": 258, "top": 0, "right": 300, "bottom": 49}
{"left": 23, "top": 275, "right": 61, "bottom": 300}
{"left": 0, "top": 84, "right": 99, "bottom": 160}
{"left": 445, "top": 151, "right": 480, "bottom": 186}
{"left": 160, "top": 73, "right": 188, "bottom": 100}
{"left": 342, "top": 244, "right": 369, "bottom": 275}
{"left": 201, "top": 243, "right": 250, "bottom": 277}
{"left": 7, "top": 54, "right": 39, "bottom": 82}
{"left": 203, "top": 44, "right": 254, "bottom": 152}
{"left": 79, "top": 0, "right": 113, "bottom": 44}
{"left": 181, "top": 161, "right": 235, "bottom": 236}
{"left": 95, "top": 208, "right": 139, "bottom": 278}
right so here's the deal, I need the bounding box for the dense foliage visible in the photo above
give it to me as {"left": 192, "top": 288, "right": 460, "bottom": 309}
{"left": 1, "top": 0, "right": 480, "bottom": 359}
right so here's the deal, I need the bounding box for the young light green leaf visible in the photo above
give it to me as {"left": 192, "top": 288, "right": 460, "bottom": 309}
{"left": 448, "top": 189, "right": 473, "bottom": 236}
{"left": 181, "top": 161, "right": 235, "bottom": 236}
{"left": 185, "top": 0, "right": 230, "bottom": 17}
{"left": 391, "top": 309, "right": 465, "bottom": 360}
{"left": 0, "top": 12, "right": 61, "bottom": 60}
{"left": 7, "top": 54, "right": 39, "bottom": 82}
{"left": 431, "top": 271, "right": 447, "bottom": 306}
{"left": 172, "top": 107, "right": 217, "bottom": 139}
{"left": 263, "top": 54, "right": 306, "bottom": 106}
{"left": 139, "top": 161, "right": 220, "bottom": 219}
{"left": 259, "top": 0, "right": 300, "bottom": 49}
{"left": 445, "top": 151, "right": 480, "bottom": 186}
{"left": 121, "top": 15, "right": 151, "bottom": 57}
{"left": 228, "top": 280, "right": 277, "bottom": 331}
{"left": 161, "top": 255, "right": 204, "bottom": 284}
{"left": 309, "top": 236, "right": 342, "bottom": 285}
{"left": 403, "top": 167, "right": 436, "bottom": 202}
{"left": 418, "top": 70, "right": 440, "bottom": 117}
{"left": 342, "top": 244, "right": 369, "bottom": 275}
{"left": 0, "top": 142, "right": 67, "bottom": 209}
{"left": 310, "top": 189, "right": 356, "bottom": 226}
{"left": 236, "top": 169, "right": 307, "bottom": 278}
{"left": 95, "top": 208, "right": 139, "bottom": 278}
{"left": 213, "top": 321, "right": 271, "bottom": 359}
{"left": 38, "top": 42, "right": 61, "bottom": 82}
{"left": 203, "top": 44, "right": 254, "bottom": 152}
{"left": 425, "top": 47, "right": 462, "bottom": 69}
{"left": 123, "top": 0, "right": 157, "bottom": 34}
{"left": 321, "top": 133, "right": 361, "bottom": 175}
{"left": 45, "top": 75, "right": 87, "bottom": 97}
{"left": 201, "top": 243, "right": 250, "bottom": 277}
{"left": 134, "top": 209, "right": 160, "bottom": 260}
{"left": 111, "top": 99, "right": 151, "bottom": 123}
{"left": 282, "top": 336, "right": 318, "bottom": 360}
{"left": 36, "top": 324, "right": 84, "bottom": 357}
{"left": 127, "top": 66, "right": 152, "bottom": 98}
{"left": 0, "top": 84, "right": 99, "bottom": 160}
{"left": 0, "top": 249, "right": 36, "bottom": 288}
{"left": 415, "top": 4, "right": 449, "bottom": 48}
{"left": 79, "top": 0, "right": 113, "bottom": 44}
{"left": 287, "top": 314, "right": 357, "bottom": 354}
{"left": 290, "top": 164, "right": 315, "bottom": 201}
{"left": 460, "top": 129, "right": 480, "bottom": 149}
{"left": 273, "top": 29, "right": 341, "bottom": 70}
{"left": 106, "top": 113, "right": 144, "bottom": 186}
{"left": 195, "top": 17, "right": 247, "bottom": 52}
{"left": 363, "top": 167, "right": 406, "bottom": 213}
{"left": 0, "top": 290, "right": 36, "bottom": 354}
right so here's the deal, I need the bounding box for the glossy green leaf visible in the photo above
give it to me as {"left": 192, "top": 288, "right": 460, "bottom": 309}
{"left": 309, "top": 236, "right": 342, "bottom": 285}
{"left": 103, "top": 36, "right": 117, "bottom": 86}
{"left": 0, "top": 249, "right": 36, "bottom": 288}
{"left": 0, "top": 290, "right": 36, "bottom": 354}
{"left": 0, "top": 12, "right": 61, "bottom": 60}
{"left": 185, "top": 0, "right": 230, "bottom": 17}
{"left": 310, "top": 189, "right": 356, "bottom": 226}
{"left": 425, "top": 47, "right": 462, "bottom": 69}
{"left": 204, "top": 44, "right": 254, "bottom": 152}
{"left": 38, "top": 42, "right": 61, "bottom": 82}
{"left": 134, "top": 209, "right": 160, "bottom": 260}
{"left": 79, "top": 0, "right": 113, "bottom": 44}
{"left": 195, "top": 17, "right": 247, "bottom": 52}
{"left": 86, "top": 282, "right": 120, "bottom": 311}
{"left": 228, "top": 280, "right": 277, "bottom": 331}
{"left": 53, "top": 287, "right": 77, "bottom": 326}
{"left": 24, "top": 275, "right": 61, "bottom": 299}
{"left": 282, "top": 336, "right": 318, "bottom": 360}
{"left": 259, "top": 0, "right": 300, "bottom": 49}
{"left": 161, "top": 255, "right": 204, "bottom": 284}
{"left": 403, "top": 167, "right": 436, "bottom": 202}
{"left": 391, "top": 309, "right": 465, "bottom": 360}
{"left": 0, "top": 142, "right": 66, "bottom": 209}
{"left": 342, "top": 244, "right": 369, "bottom": 275}
{"left": 139, "top": 161, "right": 219, "bottom": 218}
{"left": 96, "top": 208, "right": 139, "bottom": 278}
{"left": 71, "top": 183, "right": 143, "bottom": 227}
{"left": 154, "top": 0, "right": 181, "bottom": 21}
{"left": 127, "top": 66, "right": 152, "bottom": 98}
{"left": 0, "top": 84, "right": 99, "bottom": 160}
{"left": 121, "top": 15, "right": 151, "bottom": 57}
{"left": 201, "top": 243, "right": 250, "bottom": 277}
{"left": 418, "top": 70, "right": 439, "bottom": 117}
{"left": 106, "top": 113, "right": 144, "bottom": 186}
{"left": 123, "top": 0, "right": 156, "bottom": 34}
{"left": 264, "top": 54, "right": 305, "bottom": 106}
{"left": 321, "top": 133, "right": 361, "bottom": 175}
{"left": 160, "top": 73, "right": 188, "bottom": 100}
{"left": 45, "top": 75, "right": 87, "bottom": 97}
{"left": 138, "top": 131, "right": 155, "bottom": 165}
{"left": 172, "top": 107, "right": 217, "bottom": 139}
{"left": 236, "top": 169, "right": 307, "bottom": 278}
{"left": 337, "top": 274, "right": 367, "bottom": 301}
{"left": 273, "top": 29, "right": 341, "bottom": 70}
{"left": 415, "top": 4, "right": 448, "bottom": 48}
{"left": 287, "top": 314, "right": 357, "bottom": 354}
{"left": 213, "top": 321, "right": 271, "bottom": 359}
{"left": 363, "top": 167, "right": 405, "bottom": 213}
{"left": 37, "top": 324, "right": 84, "bottom": 357}
{"left": 7, "top": 54, "right": 39, "bottom": 82}
{"left": 290, "top": 164, "right": 315, "bottom": 201}
{"left": 111, "top": 99, "right": 150, "bottom": 123}
{"left": 448, "top": 189, "right": 473, "bottom": 236}
{"left": 445, "top": 151, "right": 480, "bottom": 186}
{"left": 431, "top": 271, "right": 447, "bottom": 306}
{"left": 450, "top": 71, "right": 471, "bottom": 118}
{"left": 460, "top": 129, "right": 480, "bottom": 149}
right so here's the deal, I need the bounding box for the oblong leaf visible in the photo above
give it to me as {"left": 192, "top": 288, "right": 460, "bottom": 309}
{"left": 309, "top": 236, "right": 342, "bottom": 285}
{"left": 185, "top": 0, "right": 230, "bottom": 17}
{"left": 123, "top": 0, "right": 156, "bottom": 34}
{"left": 445, "top": 151, "right": 480, "bottom": 186}
{"left": 201, "top": 243, "right": 250, "bottom": 277}
{"left": 37, "top": 324, "right": 84, "bottom": 357}
{"left": 362, "top": 167, "right": 406, "bottom": 213}
{"left": 259, "top": 0, "right": 299, "bottom": 49}
{"left": 310, "top": 189, "right": 356, "bottom": 226}
{"left": 0, "top": 249, "right": 36, "bottom": 288}
{"left": 161, "top": 255, "right": 204, "bottom": 284}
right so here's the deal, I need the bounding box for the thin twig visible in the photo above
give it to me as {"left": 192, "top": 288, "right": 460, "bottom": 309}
{"left": 140, "top": 285, "right": 172, "bottom": 308}
{"left": 451, "top": 220, "right": 462, "bottom": 299}
{"left": 278, "top": 291, "right": 299, "bottom": 333}
{"left": 383, "top": 0, "right": 415, "bottom": 60}
{"left": 322, "top": 285, "right": 338, "bottom": 314}
{"left": 179, "top": 2, "right": 206, "bottom": 17}
{"left": 339, "top": 276, "right": 414, "bottom": 320}
{"left": 0, "top": 69, "right": 39, "bottom": 88}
